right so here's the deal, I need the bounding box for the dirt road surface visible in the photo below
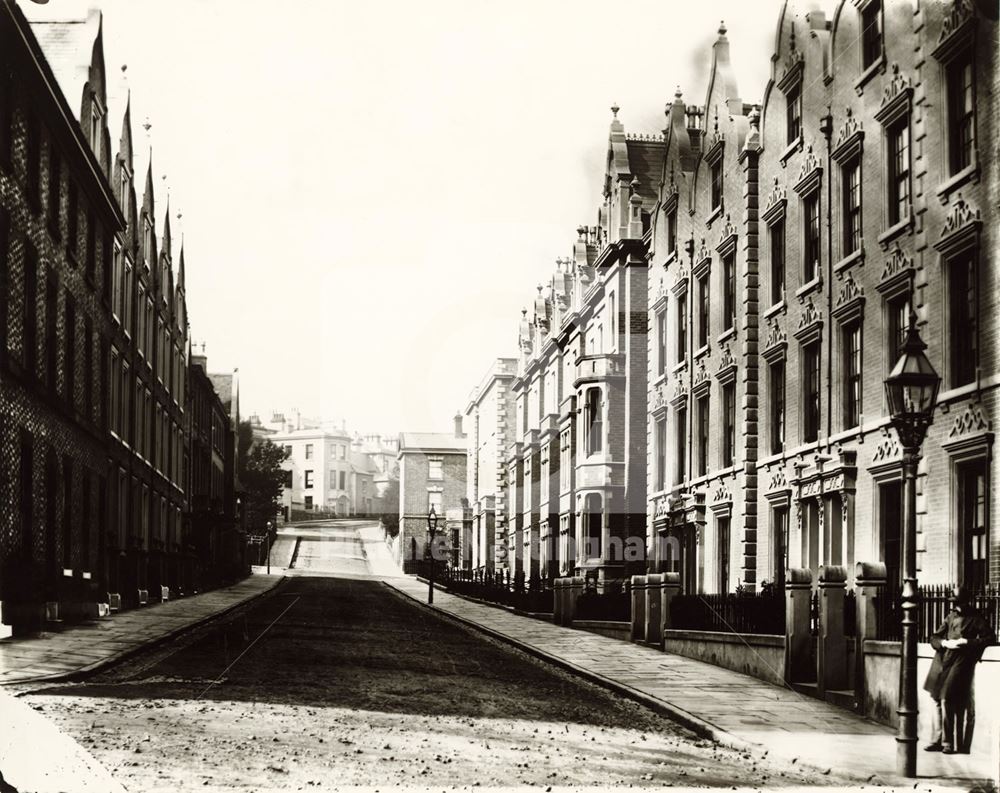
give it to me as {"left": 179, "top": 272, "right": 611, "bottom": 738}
{"left": 19, "top": 574, "right": 856, "bottom": 792}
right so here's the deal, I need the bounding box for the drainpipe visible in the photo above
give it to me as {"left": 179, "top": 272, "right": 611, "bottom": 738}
{"left": 685, "top": 233, "right": 695, "bottom": 488}
{"left": 819, "top": 107, "right": 834, "bottom": 450}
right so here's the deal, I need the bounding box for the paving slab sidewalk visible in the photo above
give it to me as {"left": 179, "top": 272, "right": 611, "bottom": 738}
{"left": 0, "top": 574, "right": 281, "bottom": 685}
{"left": 385, "top": 575, "right": 995, "bottom": 790}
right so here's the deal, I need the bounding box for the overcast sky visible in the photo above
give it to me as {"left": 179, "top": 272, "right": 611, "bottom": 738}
{"left": 86, "top": 0, "right": 787, "bottom": 435}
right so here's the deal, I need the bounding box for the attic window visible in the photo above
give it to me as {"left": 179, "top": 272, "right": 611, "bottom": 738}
{"left": 120, "top": 167, "right": 130, "bottom": 222}
{"left": 861, "top": 0, "right": 883, "bottom": 71}
{"left": 143, "top": 219, "right": 152, "bottom": 267}
{"left": 90, "top": 98, "right": 102, "bottom": 161}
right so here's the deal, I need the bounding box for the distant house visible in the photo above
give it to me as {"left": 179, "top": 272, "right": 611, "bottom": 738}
{"left": 396, "top": 418, "right": 468, "bottom": 571}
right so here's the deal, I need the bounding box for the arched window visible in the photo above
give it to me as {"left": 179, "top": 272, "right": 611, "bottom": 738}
{"left": 584, "top": 493, "right": 603, "bottom": 559}
{"left": 585, "top": 387, "right": 603, "bottom": 455}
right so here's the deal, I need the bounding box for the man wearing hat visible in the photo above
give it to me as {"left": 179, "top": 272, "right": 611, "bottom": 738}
{"left": 923, "top": 586, "right": 996, "bottom": 754}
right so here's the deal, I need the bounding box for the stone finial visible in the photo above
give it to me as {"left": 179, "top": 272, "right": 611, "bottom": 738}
{"left": 611, "top": 103, "right": 620, "bottom": 119}
{"left": 718, "top": 20, "right": 727, "bottom": 36}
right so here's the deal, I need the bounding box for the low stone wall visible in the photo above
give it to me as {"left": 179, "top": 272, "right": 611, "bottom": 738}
{"left": 573, "top": 620, "right": 630, "bottom": 642}
{"left": 665, "top": 629, "right": 786, "bottom": 686}
{"left": 863, "top": 641, "right": 1000, "bottom": 763}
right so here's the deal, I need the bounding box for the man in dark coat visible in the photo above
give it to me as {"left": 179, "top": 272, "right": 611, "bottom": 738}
{"left": 923, "top": 587, "right": 995, "bottom": 754}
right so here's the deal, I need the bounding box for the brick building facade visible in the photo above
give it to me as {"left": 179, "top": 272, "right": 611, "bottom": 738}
{"left": 396, "top": 428, "right": 467, "bottom": 572}
{"left": 502, "top": 109, "right": 660, "bottom": 591}
{"left": 1, "top": 1, "right": 242, "bottom": 631}
{"left": 0, "top": 2, "right": 123, "bottom": 627}
{"left": 468, "top": 0, "right": 998, "bottom": 597}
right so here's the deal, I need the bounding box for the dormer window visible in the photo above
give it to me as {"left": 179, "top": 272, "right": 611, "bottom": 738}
{"left": 861, "top": 0, "right": 882, "bottom": 70}
{"left": 90, "top": 98, "right": 102, "bottom": 161}
{"left": 710, "top": 160, "right": 723, "bottom": 210}
{"left": 120, "top": 168, "right": 131, "bottom": 222}
{"left": 786, "top": 83, "right": 802, "bottom": 145}
{"left": 947, "top": 49, "right": 975, "bottom": 175}
{"left": 143, "top": 220, "right": 152, "bottom": 267}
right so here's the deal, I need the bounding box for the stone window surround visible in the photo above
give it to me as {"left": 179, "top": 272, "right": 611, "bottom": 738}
{"left": 794, "top": 160, "right": 823, "bottom": 290}
{"left": 832, "top": 116, "right": 866, "bottom": 273}
{"left": 941, "top": 403, "right": 993, "bottom": 585}
{"left": 933, "top": 195, "right": 982, "bottom": 391}
{"left": 873, "top": 67, "right": 914, "bottom": 247}
{"left": 931, "top": 7, "right": 979, "bottom": 201}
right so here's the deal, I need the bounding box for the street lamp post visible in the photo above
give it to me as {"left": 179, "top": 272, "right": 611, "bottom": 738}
{"left": 884, "top": 312, "right": 940, "bottom": 778}
{"left": 266, "top": 521, "right": 273, "bottom": 576}
{"left": 427, "top": 506, "right": 438, "bottom": 604}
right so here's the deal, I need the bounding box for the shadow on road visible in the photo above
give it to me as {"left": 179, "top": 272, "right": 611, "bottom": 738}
{"left": 35, "top": 577, "right": 654, "bottom": 729}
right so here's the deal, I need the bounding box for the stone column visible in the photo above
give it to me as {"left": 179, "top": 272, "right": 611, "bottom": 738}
{"left": 818, "top": 565, "right": 848, "bottom": 695}
{"left": 785, "top": 567, "right": 813, "bottom": 683}
{"left": 630, "top": 575, "right": 647, "bottom": 641}
{"left": 660, "top": 572, "right": 682, "bottom": 632}
{"left": 645, "top": 573, "right": 665, "bottom": 647}
{"left": 854, "top": 561, "right": 886, "bottom": 712}
{"left": 567, "top": 576, "right": 585, "bottom": 624}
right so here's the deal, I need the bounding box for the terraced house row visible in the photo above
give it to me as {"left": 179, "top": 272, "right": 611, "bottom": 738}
{"left": 461, "top": 0, "right": 998, "bottom": 597}
{"left": 0, "top": 0, "right": 243, "bottom": 634}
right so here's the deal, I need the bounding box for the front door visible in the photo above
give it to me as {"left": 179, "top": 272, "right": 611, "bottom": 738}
{"left": 958, "top": 460, "right": 988, "bottom": 591}
{"left": 879, "top": 481, "right": 902, "bottom": 590}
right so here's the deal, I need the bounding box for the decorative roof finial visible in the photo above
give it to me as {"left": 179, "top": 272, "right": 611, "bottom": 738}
{"left": 789, "top": 20, "right": 797, "bottom": 52}
{"left": 675, "top": 85, "right": 683, "bottom": 101}
{"left": 611, "top": 103, "right": 620, "bottom": 119}
{"left": 142, "top": 117, "right": 151, "bottom": 135}
{"left": 718, "top": 20, "right": 727, "bottom": 36}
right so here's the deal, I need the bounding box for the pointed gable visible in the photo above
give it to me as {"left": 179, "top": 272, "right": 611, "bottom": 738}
{"left": 140, "top": 153, "right": 156, "bottom": 269}
{"left": 175, "top": 243, "right": 188, "bottom": 338}
{"left": 25, "top": 7, "right": 110, "bottom": 175}
{"left": 703, "top": 21, "right": 743, "bottom": 121}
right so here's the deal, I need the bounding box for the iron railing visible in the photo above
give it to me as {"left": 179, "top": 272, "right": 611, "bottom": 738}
{"left": 437, "top": 567, "right": 554, "bottom": 614}
{"left": 874, "top": 584, "right": 1000, "bottom": 643}
{"left": 669, "top": 589, "right": 786, "bottom": 636}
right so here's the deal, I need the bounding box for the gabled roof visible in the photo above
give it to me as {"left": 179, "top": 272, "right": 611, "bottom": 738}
{"left": 209, "top": 373, "right": 233, "bottom": 414}
{"left": 350, "top": 451, "right": 377, "bottom": 475}
{"left": 24, "top": 7, "right": 100, "bottom": 122}
{"left": 399, "top": 432, "right": 466, "bottom": 454}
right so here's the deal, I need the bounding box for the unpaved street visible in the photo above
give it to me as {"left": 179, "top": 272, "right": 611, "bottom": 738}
{"left": 22, "top": 574, "right": 846, "bottom": 792}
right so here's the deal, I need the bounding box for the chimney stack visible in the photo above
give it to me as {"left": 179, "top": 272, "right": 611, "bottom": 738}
{"left": 454, "top": 412, "right": 464, "bottom": 439}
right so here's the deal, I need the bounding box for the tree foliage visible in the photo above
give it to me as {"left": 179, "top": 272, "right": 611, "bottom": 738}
{"left": 380, "top": 463, "right": 400, "bottom": 537}
{"left": 239, "top": 423, "right": 289, "bottom": 534}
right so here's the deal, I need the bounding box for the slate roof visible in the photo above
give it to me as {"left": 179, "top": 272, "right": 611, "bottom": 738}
{"left": 625, "top": 138, "right": 667, "bottom": 211}
{"left": 208, "top": 373, "right": 236, "bottom": 421}
{"left": 350, "top": 452, "right": 377, "bottom": 476}
{"left": 399, "top": 432, "right": 466, "bottom": 454}
{"left": 23, "top": 6, "right": 99, "bottom": 121}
